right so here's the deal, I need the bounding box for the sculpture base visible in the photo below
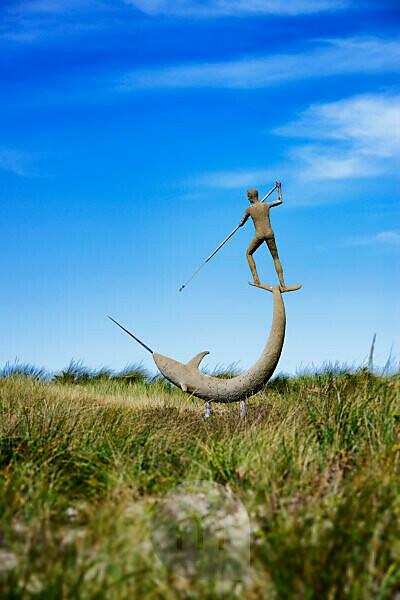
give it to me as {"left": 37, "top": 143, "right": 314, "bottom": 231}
{"left": 249, "top": 282, "right": 302, "bottom": 293}
{"left": 205, "top": 400, "right": 212, "bottom": 418}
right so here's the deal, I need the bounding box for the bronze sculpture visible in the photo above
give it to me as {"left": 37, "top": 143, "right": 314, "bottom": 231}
{"left": 110, "top": 181, "right": 301, "bottom": 416}
{"left": 240, "top": 188, "right": 287, "bottom": 289}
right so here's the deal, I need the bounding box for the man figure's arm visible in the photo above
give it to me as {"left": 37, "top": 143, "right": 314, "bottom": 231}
{"left": 268, "top": 181, "right": 283, "bottom": 208}
{"left": 268, "top": 198, "right": 283, "bottom": 208}
{"left": 238, "top": 208, "right": 250, "bottom": 227}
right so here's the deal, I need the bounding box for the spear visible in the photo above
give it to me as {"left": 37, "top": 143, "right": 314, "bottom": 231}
{"left": 179, "top": 181, "right": 281, "bottom": 292}
{"left": 107, "top": 315, "right": 154, "bottom": 354}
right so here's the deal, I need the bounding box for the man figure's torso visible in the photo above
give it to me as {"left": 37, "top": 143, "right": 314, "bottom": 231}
{"left": 247, "top": 202, "right": 274, "bottom": 239}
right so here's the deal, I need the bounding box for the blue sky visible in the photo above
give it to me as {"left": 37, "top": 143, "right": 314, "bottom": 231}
{"left": 1, "top": 0, "right": 399, "bottom": 375}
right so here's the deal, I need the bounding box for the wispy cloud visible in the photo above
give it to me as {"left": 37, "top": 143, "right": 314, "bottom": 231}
{"left": 376, "top": 231, "right": 400, "bottom": 244}
{"left": 349, "top": 231, "right": 400, "bottom": 246}
{"left": 119, "top": 36, "right": 400, "bottom": 90}
{"left": 0, "top": 149, "right": 30, "bottom": 176}
{"left": 288, "top": 146, "right": 384, "bottom": 181}
{"left": 189, "top": 169, "right": 274, "bottom": 189}
{"left": 125, "top": 0, "right": 350, "bottom": 17}
{"left": 275, "top": 93, "right": 400, "bottom": 158}
{"left": 276, "top": 93, "right": 400, "bottom": 180}
{"left": 0, "top": 0, "right": 111, "bottom": 43}
{"left": 10, "top": 0, "right": 100, "bottom": 15}
{"left": 186, "top": 92, "right": 400, "bottom": 192}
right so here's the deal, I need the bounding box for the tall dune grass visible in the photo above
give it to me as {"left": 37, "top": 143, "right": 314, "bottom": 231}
{"left": 0, "top": 368, "right": 399, "bottom": 598}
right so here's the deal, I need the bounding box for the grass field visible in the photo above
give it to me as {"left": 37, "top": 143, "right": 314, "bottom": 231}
{"left": 0, "top": 366, "right": 399, "bottom": 599}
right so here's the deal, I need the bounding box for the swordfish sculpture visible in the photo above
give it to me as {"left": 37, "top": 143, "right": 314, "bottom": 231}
{"left": 109, "top": 182, "right": 301, "bottom": 415}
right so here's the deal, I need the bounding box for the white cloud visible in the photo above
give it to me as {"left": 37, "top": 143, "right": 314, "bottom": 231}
{"left": 10, "top": 0, "right": 102, "bottom": 15}
{"left": 189, "top": 169, "right": 274, "bottom": 189}
{"left": 0, "top": 0, "right": 110, "bottom": 43}
{"left": 119, "top": 37, "right": 400, "bottom": 90}
{"left": 376, "top": 231, "right": 400, "bottom": 244}
{"left": 276, "top": 93, "right": 400, "bottom": 180}
{"left": 125, "top": 0, "right": 349, "bottom": 17}
{"left": 286, "top": 144, "right": 386, "bottom": 181}
{"left": 276, "top": 94, "right": 400, "bottom": 158}
{"left": 185, "top": 92, "right": 400, "bottom": 191}
{"left": 349, "top": 231, "right": 400, "bottom": 246}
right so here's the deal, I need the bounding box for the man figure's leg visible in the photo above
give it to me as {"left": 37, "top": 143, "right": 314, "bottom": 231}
{"left": 246, "top": 237, "right": 263, "bottom": 284}
{"left": 266, "top": 237, "right": 286, "bottom": 288}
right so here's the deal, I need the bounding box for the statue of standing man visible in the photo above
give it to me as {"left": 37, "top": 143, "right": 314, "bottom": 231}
{"left": 239, "top": 187, "right": 289, "bottom": 290}
{"left": 178, "top": 180, "right": 300, "bottom": 294}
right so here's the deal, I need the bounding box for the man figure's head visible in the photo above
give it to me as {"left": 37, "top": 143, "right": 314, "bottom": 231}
{"left": 247, "top": 189, "right": 258, "bottom": 204}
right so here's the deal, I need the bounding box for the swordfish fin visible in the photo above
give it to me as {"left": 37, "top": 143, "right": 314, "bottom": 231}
{"left": 186, "top": 351, "right": 210, "bottom": 369}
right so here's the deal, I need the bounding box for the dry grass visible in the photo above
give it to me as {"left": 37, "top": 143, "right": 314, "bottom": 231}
{"left": 0, "top": 370, "right": 399, "bottom": 599}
